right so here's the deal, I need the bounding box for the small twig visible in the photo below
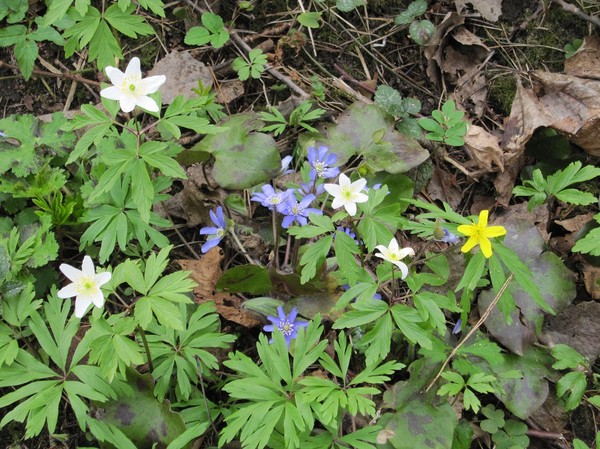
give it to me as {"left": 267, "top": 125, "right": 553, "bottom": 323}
{"left": 551, "top": 0, "right": 600, "bottom": 28}
{"left": 334, "top": 63, "right": 376, "bottom": 95}
{"left": 526, "top": 429, "right": 566, "bottom": 441}
{"left": 425, "top": 273, "right": 514, "bottom": 393}
{"left": 0, "top": 61, "right": 100, "bottom": 86}
{"left": 229, "top": 31, "right": 310, "bottom": 99}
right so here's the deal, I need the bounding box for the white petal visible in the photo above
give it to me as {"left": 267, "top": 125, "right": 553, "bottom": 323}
{"left": 94, "top": 271, "right": 112, "bottom": 288}
{"left": 397, "top": 262, "right": 409, "bottom": 279}
{"left": 125, "top": 57, "right": 142, "bottom": 78}
{"left": 119, "top": 96, "right": 137, "bottom": 113}
{"left": 59, "top": 263, "right": 82, "bottom": 282}
{"left": 375, "top": 245, "right": 388, "bottom": 253}
{"left": 388, "top": 238, "right": 399, "bottom": 252}
{"left": 105, "top": 66, "right": 124, "bottom": 86}
{"left": 81, "top": 256, "right": 95, "bottom": 276}
{"left": 352, "top": 178, "right": 367, "bottom": 191}
{"left": 90, "top": 290, "right": 105, "bottom": 308}
{"left": 330, "top": 197, "right": 345, "bottom": 210}
{"left": 324, "top": 184, "right": 341, "bottom": 197}
{"left": 57, "top": 283, "right": 77, "bottom": 299}
{"left": 345, "top": 201, "right": 357, "bottom": 216}
{"left": 338, "top": 173, "right": 351, "bottom": 187}
{"left": 398, "top": 247, "right": 415, "bottom": 259}
{"left": 353, "top": 192, "right": 369, "bottom": 203}
{"left": 135, "top": 95, "right": 159, "bottom": 112}
{"left": 374, "top": 252, "right": 387, "bottom": 261}
{"left": 100, "top": 86, "right": 124, "bottom": 100}
{"left": 140, "top": 75, "right": 166, "bottom": 94}
{"left": 74, "top": 295, "right": 92, "bottom": 318}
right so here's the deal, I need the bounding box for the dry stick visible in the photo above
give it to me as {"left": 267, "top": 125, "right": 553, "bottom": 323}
{"left": 229, "top": 31, "right": 310, "bottom": 99}
{"left": 0, "top": 61, "right": 100, "bottom": 86}
{"left": 551, "top": 0, "right": 600, "bottom": 29}
{"left": 425, "top": 272, "right": 514, "bottom": 393}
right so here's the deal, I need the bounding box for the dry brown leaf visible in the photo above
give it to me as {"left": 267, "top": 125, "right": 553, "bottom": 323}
{"left": 454, "top": 0, "right": 503, "bottom": 22}
{"left": 555, "top": 213, "right": 596, "bottom": 233}
{"left": 583, "top": 263, "right": 600, "bottom": 300}
{"left": 426, "top": 165, "right": 463, "bottom": 209}
{"left": 502, "top": 72, "right": 600, "bottom": 157}
{"left": 423, "top": 14, "right": 490, "bottom": 116}
{"left": 463, "top": 124, "right": 504, "bottom": 172}
{"left": 149, "top": 51, "right": 213, "bottom": 104}
{"left": 565, "top": 36, "right": 600, "bottom": 80}
{"left": 177, "top": 249, "right": 262, "bottom": 328}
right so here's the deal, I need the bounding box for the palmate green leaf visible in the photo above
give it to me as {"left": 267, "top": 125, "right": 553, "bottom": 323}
{"left": 390, "top": 304, "right": 432, "bottom": 350}
{"left": 104, "top": 4, "right": 154, "bottom": 38}
{"left": 42, "top": 0, "right": 73, "bottom": 25}
{"left": 29, "top": 292, "right": 79, "bottom": 372}
{"left": 130, "top": 158, "right": 154, "bottom": 222}
{"left": 298, "top": 234, "right": 333, "bottom": 284}
{"left": 551, "top": 344, "right": 587, "bottom": 370}
{"left": 292, "top": 318, "right": 327, "bottom": 380}
{"left": 555, "top": 188, "right": 597, "bottom": 205}
{"left": 89, "top": 19, "right": 124, "bottom": 69}
{"left": 63, "top": 7, "right": 101, "bottom": 55}
{"left": 333, "top": 297, "right": 388, "bottom": 329}
{"left": 557, "top": 371, "right": 587, "bottom": 411}
{"left": 358, "top": 312, "right": 393, "bottom": 365}
{"left": 334, "top": 229, "right": 362, "bottom": 285}
{"left": 139, "top": 141, "right": 187, "bottom": 179}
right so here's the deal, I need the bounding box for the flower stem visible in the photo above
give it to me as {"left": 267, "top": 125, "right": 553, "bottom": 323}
{"left": 272, "top": 209, "right": 280, "bottom": 268}
{"left": 137, "top": 325, "right": 154, "bottom": 372}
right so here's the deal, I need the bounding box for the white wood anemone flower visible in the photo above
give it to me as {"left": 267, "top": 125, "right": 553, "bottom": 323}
{"left": 375, "top": 238, "right": 415, "bottom": 279}
{"left": 100, "top": 57, "right": 166, "bottom": 113}
{"left": 57, "top": 256, "right": 111, "bottom": 318}
{"left": 324, "top": 173, "right": 369, "bottom": 216}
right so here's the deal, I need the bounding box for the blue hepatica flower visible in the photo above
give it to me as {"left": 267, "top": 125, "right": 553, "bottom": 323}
{"left": 199, "top": 206, "right": 227, "bottom": 253}
{"left": 251, "top": 185, "right": 292, "bottom": 213}
{"left": 307, "top": 146, "right": 340, "bottom": 180}
{"left": 440, "top": 228, "right": 460, "bottom": 244}
{"left": 281, "top": 194, "right": 322, "bottom": 228}
{"left": 264, "top": 306, "right": 308, "bottom": 347}
{"left": 279, "top": 155, "right": 295, "bottom": 176}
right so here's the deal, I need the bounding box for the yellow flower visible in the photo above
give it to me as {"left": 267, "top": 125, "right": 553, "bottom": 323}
{"left": 456, "top": 210, "right": 506, "bottom": 258}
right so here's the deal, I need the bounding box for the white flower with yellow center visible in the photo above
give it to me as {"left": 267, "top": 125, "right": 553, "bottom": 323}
{"left": 100, "top": 57, "right": 166, "bottom": 113}
{"left": 374, "top": 238, "right": 415, "bottom": 279}
{"left": 57, "top": 256, "right": 111, "bottom": 318}
{"left": 324, "top": 173, "right": 369, "bottom": 216}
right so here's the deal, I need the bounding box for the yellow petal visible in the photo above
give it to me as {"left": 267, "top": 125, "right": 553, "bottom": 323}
{"left": 480, "top": 238, "right": 493, "bottom": 258}
{"left": 478, "top": 210, "right": 489, "bottom": 228}
{"left": 457, "top": 224, "right": 476, "bottom": 236}
{"left": 461, "top": 236, "right": 479, "bottom": 253}
{"left": 483, "top": 225, "right": 507, "bottom": 238}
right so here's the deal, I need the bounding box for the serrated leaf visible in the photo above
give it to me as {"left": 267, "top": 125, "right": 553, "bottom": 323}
{"left": 14, "top": 39, "right": 37, "bottom": 80}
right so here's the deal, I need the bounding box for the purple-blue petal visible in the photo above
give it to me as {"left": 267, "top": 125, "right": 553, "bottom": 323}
{"left": 201, "top": 238, "right": 221, "bottom": 253}
{"left": 199, "top": 226, "right": 219, "bottom": 235}
{"left": 288, "top": 307, "right": 298, "bottom": 322}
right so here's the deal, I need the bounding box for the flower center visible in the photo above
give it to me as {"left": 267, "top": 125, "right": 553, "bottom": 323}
{"left": 314, "top": 161, "right": 325, "bottom": 175}
{"left": 75, "top": 275, "right": 97, "bottom": 296}
{"left": 120, "top": 75, "right": 142, "bottom": 95}
{"left": 278, "top": 321, "right": 294, "bottom": 336}
{"left": 291, "top": 204, "right": 302, "bottom": 215}
{"left": 341, "top": 187, "right": 354, "bottom": 200}
{"left": 217, "top": 227, "right": 226, "bottom": 238}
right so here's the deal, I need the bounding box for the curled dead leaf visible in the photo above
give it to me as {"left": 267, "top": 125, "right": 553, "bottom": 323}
{"left": 176, "top": 249, "right": 262, "bottom": 328}
{"left": 463, "top": 124, "right": 504, "bottom": 172}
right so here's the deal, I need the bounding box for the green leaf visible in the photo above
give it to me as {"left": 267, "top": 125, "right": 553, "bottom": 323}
{"left": 13, "top": 39, "right": 37, "bottom": 80}
{"left": 336, "top": 0, "right": 366, "bottom": 12}
{"left": 298, "top": 234, "right": 333, "bottom": 284}
{"left": 216, "top": 264, "right": 272, "bottom": 295}
{"left": 104, "top": 4, "right": 154, "bottom": 38}
{"left": 42, "top": 0, "right": 73, "bottom": 25}
{"left": 192, "top": 113, "right": 280, "bottom": 189}
{"left": 88, "top": 19, "right": 124, "bottom": 70}
{"left": 0, "top": 24, "right": 26, "bottom": 46}
{"left": 390, "top": 304, "right": 432, "bottom": 349}
{"left": 184, "top": 26, "right": 211, "bottom": 46}
{"left": 298, "top": 11, "right": 321, "bottom": 28}
{"left": 551, "top": 344, "right": 586, "bottom": 370}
